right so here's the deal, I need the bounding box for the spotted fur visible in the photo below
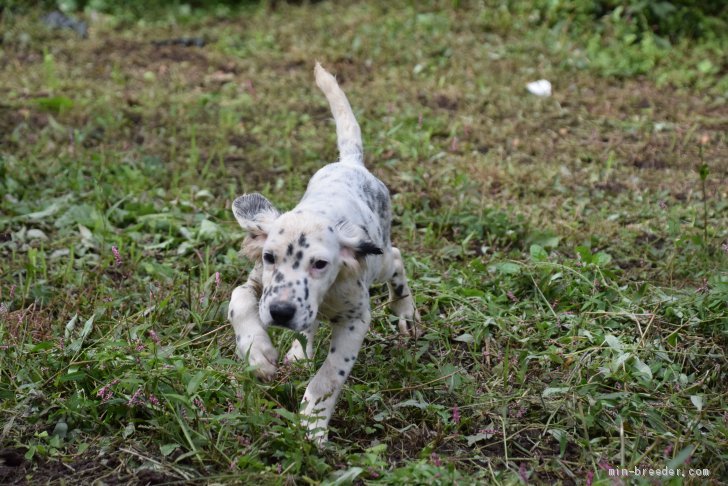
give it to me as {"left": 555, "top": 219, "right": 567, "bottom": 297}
{"left": 228, "top": 63, "right": 420, "bottom": 444}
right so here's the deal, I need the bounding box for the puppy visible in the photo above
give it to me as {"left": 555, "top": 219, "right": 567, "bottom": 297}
{"left": 228, "top": 63, "right": 419, "bottom": 443}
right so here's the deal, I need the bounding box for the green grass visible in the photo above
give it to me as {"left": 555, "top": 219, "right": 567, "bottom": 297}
{"left": 1, "top": 1, "right": 727, "bottom": 484}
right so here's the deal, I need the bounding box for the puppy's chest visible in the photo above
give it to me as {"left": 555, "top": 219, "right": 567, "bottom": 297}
{"left": 318, "top": 279, "right": 374, "bottom": 322}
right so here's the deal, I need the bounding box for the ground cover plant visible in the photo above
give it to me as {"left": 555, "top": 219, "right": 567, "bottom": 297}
{"left": 1, "top": 1, "right": 726, "bottom": 484}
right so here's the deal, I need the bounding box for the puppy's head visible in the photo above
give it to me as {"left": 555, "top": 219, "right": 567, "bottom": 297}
{"left": 233, "top": 193, "right": 381, "bottom": 331}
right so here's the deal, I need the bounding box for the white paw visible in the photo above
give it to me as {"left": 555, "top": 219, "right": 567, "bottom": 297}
{"left": 301, "top": 395, "right": 330, "bottom": 445}
{"left": 302, "top": 414, "right": 328, "bottom": 446}
{"left": 237, "top": 339, "right": 278, "bottom": 381}
{"left": 284, "top": 340, "right": 309, "bottom": 363}
{"left": 306, "top": 427, "right": 328, "bottom": 447}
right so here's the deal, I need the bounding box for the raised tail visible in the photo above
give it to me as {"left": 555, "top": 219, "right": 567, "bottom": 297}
{"left": 314, "top": 62, "right": 363, "bottom": 166}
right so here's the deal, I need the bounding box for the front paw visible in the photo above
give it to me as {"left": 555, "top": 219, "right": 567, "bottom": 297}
{"left": 306, "top": 427, "right": 328, "bottom": 447}
{"left": 301, "top": 415, "right": 328, "bottom": 446}
{"left": 237, "top": 339, "right": 279, "bottom": 381}
{"left": 284, "top": 340, "right": 310, "bottom": 363}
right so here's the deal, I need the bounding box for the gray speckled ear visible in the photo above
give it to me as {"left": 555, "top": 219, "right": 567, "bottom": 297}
{"left": 232, "top": 193, "right": 280, "bottom": 260}
{"left": 232, "top": 193, "right": 280, "bottom": 232}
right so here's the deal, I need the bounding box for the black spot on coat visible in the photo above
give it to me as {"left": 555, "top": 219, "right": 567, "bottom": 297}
{"left": 356, "top": 241, "right": 383, "bottom": 258}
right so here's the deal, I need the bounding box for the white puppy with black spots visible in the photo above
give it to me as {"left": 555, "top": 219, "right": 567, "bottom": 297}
{"left": 228, "top": 63, "right": 420, "bottom": 443}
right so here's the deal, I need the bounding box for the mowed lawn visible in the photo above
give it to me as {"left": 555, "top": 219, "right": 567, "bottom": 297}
{"left": 0, "top": 1, "right": 726, "bottom": 484}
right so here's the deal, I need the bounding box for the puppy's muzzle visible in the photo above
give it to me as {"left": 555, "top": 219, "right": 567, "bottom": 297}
{"left": 269, "top": 300, "right": 297, "bottom": 328}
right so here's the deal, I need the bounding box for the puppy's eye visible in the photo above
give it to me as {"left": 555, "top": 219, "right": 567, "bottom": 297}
{"left": 313, "top": 260, "right": 328, "bottom": 270}
{"left": 263, "top": 253, "right": 275, "bottom": 265}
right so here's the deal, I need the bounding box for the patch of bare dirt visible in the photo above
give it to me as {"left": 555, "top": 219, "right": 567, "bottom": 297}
{"left": 459, "top": 74, "right": 726, "bottom": 201}
{"left": 223, "top": 154, "right": 289, "bottom": 189}
{"left": 417, "top": 92, "right": 459, "bottom": 111}
{"left": 2, "top": 304, "right": 57, "bottom": 343}
{"left": 0, "top": 447, "right": 180, "bottom": 485}
{"left": 273, "top": 58, "right": 307, "bottom": 74}
{"left": 0, "top": 104, "right": 50, "bottom": 148}
{"left": 330, "top": 56, "right": 374, "bottom": 85}
{"left": 91, "top": 38, "right": 210, "bottom": 69}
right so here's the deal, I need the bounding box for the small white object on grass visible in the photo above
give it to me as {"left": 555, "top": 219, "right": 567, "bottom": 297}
{"left": 526, "top": 79, "right": 552, "bottom": 97}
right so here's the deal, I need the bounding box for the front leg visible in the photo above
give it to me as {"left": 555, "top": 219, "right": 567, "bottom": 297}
{"left": 229, "top": 264, "right": 278, "bottom": 381}
{"left": 300, "top": 308, "right": 370, "bottom": 444}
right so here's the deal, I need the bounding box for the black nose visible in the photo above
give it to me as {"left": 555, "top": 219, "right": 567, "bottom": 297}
{"left": 269, "top": 301, "right": 296, "bottom": 326}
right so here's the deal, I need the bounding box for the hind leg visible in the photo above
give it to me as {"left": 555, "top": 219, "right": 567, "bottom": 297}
{"left": 386, "top": 247, "right": 421, "bottom": 337}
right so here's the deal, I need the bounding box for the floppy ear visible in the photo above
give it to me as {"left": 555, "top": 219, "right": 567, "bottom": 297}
{"left": 336, "top": 220, "right": 383, "bottom": 273}
{"left": 232, "top": 193, "right": 280, "bottom": 260}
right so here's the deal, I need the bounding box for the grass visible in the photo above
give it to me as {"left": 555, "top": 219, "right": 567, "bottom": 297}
{"left": 1, "top": 1, "right": 727, "bottom": 484}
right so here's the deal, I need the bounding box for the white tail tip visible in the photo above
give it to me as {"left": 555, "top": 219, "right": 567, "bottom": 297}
{"left": 313, "top": 62, "right": 364, "bottom": 165}
{"left": 314, "top": 62, "right": 337, "bottom": 92}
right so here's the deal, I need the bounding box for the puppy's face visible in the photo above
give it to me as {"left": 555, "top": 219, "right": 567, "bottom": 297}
{"left": 232, "top": 194, "right": 381, "bottom": 332}
{"left": 257, "top": 213, "right": 341, "bottom": 331}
